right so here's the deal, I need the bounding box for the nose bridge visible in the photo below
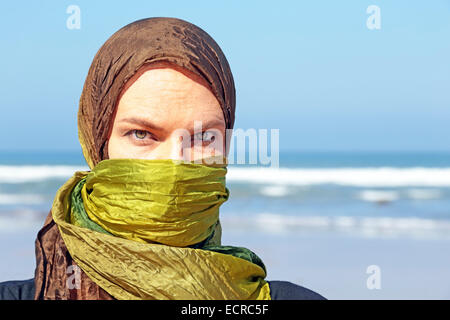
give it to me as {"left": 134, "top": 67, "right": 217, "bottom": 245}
{"left": 168, "top": 134, "right": 183, "bottom": 161}
{"left": 168, "top": 129, "right": 191, "bottom": 161}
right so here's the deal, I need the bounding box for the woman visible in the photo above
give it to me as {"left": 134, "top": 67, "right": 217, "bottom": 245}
{"left": 0, "top": 17, "right": 325, "bottom": 300}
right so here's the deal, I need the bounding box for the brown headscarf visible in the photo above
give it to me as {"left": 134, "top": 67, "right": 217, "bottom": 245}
{"left": 34, "top": 17, "right": 236, "bottom": 300}
{"left": 78, "top": 16, "right": 236, "bottom": 169}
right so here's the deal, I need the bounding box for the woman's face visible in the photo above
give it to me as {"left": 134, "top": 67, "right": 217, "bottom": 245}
{"left": 107, "top": 63, "right": 226, "bottom": 161}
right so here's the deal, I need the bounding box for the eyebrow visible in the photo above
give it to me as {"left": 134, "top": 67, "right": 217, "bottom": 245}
{"left": 118, "top": 117, "right": 225, "bottom": 132}
{"left": 119, "top": 117, "right": 167, "bottom": 133}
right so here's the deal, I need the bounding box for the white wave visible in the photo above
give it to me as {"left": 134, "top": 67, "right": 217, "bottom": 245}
{"left": 0, "top": 194, "right": 46, "bottom": 205}
{"left": 0, "top": 165, "right": 89, "bottom": 183}
{"left": 221, "top": 213, "right": 450, "bottom": 239}
{"left": 227, "top": 167, "right": 450, "bottom": 187}
{"left": 1, "top": 165, "right": 450, "bottom": 187}
{"left": 0, "top": 208, "right": 47, "bottom": 232}
{"left": 358, "top": 190, "right": 399, "bottom": 204}
{"left": 406, "top": 188, "right": 442, "bottom": 200}
{"left": 259, "top": 185, "right": 290, "bottom": 197}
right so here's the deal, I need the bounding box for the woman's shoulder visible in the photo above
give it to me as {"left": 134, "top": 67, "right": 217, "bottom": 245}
{"left": 267, "top": 280, "right": 326, "bottom": 300}
{"left": 0, "top": 278, "right": 35, "bottom": 300}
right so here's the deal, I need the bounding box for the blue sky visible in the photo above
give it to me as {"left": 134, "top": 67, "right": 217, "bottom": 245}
{"left": 0, "top": 1, "right": 449, "bottom": 152}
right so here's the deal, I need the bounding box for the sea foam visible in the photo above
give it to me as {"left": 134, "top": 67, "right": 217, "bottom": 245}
{"left": 227, "top": 167, "right": 450, "bottom": 187}
{"left": 221, "top": 213, "right": 450, "bottom": 239}
{"left": 1, "top": 165, "right": 450, "bottom": 187}
{"left": 0, "top": 165, "right": 89, "bottom": 183}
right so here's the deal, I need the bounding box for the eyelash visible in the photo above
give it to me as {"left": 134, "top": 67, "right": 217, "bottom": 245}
{"left": 124, "top": 130, "right": 154, "bottom": 144}
{"left": 124, "top": 130, "right": 216, "bottom": 146}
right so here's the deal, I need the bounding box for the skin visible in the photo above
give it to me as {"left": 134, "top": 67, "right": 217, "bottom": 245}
{"left": 107, "top": 61, "right": 227, "bottom": 162}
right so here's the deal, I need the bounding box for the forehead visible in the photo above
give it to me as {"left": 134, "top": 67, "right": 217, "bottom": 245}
{"left": 115, "top": 66, "right": 224, "bottom": 127}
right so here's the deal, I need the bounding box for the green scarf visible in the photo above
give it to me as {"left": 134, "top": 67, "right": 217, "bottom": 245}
{"left": 51, "top": 156, "right": 271, "bottom": 299}
{"left": 70, "top": 175, "right": 266, "bottom": 272}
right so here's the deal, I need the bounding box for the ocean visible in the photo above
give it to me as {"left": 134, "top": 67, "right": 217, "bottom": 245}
{"left": 1, "top": 150, "right": 449, "bottom": 239}
{"left": 1, "top": 150, "right": 449, "bottom": 298}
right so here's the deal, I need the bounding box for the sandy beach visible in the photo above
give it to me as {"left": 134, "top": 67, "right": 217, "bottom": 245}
{"left": 221, "top": 228, "right": 450, "bottom": 299}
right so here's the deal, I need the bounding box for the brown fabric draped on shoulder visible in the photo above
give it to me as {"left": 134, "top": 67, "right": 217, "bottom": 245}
{"left": 78, "top": 16, "right": 236, "bottom": 169}
{"left": 34, "top": 210, "right": 114, "bottom": 299}
{"left": 34, "top": 16, "right": 236, "bottom": 300}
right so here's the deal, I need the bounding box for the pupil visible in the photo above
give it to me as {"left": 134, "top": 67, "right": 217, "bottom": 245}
{"left": 204, "top": 132, "right": 212, "bottom": 141}
{"left": 135, "top": 130, "right": 146, "bottom": 139}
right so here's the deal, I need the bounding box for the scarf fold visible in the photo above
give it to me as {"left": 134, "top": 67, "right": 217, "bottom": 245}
{"left": 70, "top": 176, "right": 267, "bottom": 272}
{"left": 76, "top": 157, "right": 229, "bottom": 247}
{"left": 35, "top": 157, "right": 271, "bottom": 300}
{"left": 34, "top": 211, "right": 115, "bottom": 300}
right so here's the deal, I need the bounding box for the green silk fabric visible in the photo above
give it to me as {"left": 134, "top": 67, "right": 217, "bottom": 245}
{"left": 69, "top": 157, "right": 266, "bottom": 274}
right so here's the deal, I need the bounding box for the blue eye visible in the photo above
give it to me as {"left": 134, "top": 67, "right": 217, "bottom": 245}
{"left": 203, "top": 131, "right": 215, "bottom": 142}
{"left": 194, "top": 131, "right": 215, "bottom": 142}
